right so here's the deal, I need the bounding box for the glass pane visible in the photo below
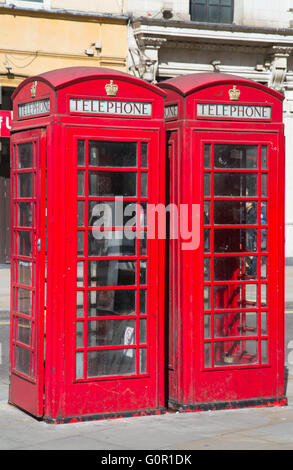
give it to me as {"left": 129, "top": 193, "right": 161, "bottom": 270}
{"left": 77, "top": 140, "right": 85, "bottom": 166}
{"left": 214, "top": 228, "right": 257, "bottom": 252}
{"left": 17, "top": 288, "right": 32, "bottom": 314}
{"left": 77, "top": 261, "right": 84, "bottom": 287}
{"left": 220, "top": 5, "right": 232, "bottom": 23}
{"left": 261, "top": 174, "right": 267, "bottom": 197}
{"left": 261, "top": 257, "right": 267, "bottom": 279}
{"left": 89, "top": 201, "right": 138, "bottom": 227}
{"left": 261, "top": 312, "right": 268, "bottom": 335}
{"left": 17, "top": 260, "right": 33, "bottom": 286}
{"left": 141, "top": 202, "right": 147, "bottom": 227}
{"left": 18, "top": 202, "right": 33, "bottom": 227}
{"left": 87, "top": 319, "right": 136, "bottom": 346}
{"left": 76, "top": 291, "right": 84, "bottom": 317}
{"left": 204, "top": 343, "right": 211, "bottom": 367}
{"left": 16, "top": 318, "right": 31, "bottom": 345}
{"left": 204, "top": 229, "right": 210, "bottom": 252}
{"left": 214, "top": 311, "right": 258, "bottom": 337}
{"left": 214, "top": 284, "right": 257, "bottom": 309}
{"left": 214, "top": 145, "right": 258, "bottom": 169}
{"left": 204, "top": 286, "right": 211, "bottom": 310}
{"left": 88, "top": 260, "right": 136, "bottom": 287}
{"left": 17, "top": 143, "right": 33, "bottom": 168}
{"left": 204, "top": 201, "right": 210, "bottom": 225}
{"left": 214, "top": 173, "right": 257, "bottom": 197}
{"left": 89, "top": 171, "right": 136, "bottom": 197}
{"left": 76, "top": 321, "right": 84, "bottom": 348}
{"left": 209, "top": 5, "right": 219, "bottom": 22}
{"left": 261, "top": 146, "right": 268, "bottom": 169}
{"left": 204, "top": 314, "right": 211, "bottom": 338}
{"left": 141, "top": 143, "right": 148, "bottom": 168}
{"left": 18, "top": 173, "right": 33, "bottom": 198}
{"left": 140, "top": 231, "right": 147, "bottom": 256}
{"left": 15, "top": 346, "right": 31, "bottom": 375}
{"left": 77, "top": 201, "right": 85, "bottom": 227}
{"left": 140, "top": 319, "right": 147, "bottom": 344}
{"left": 261, "top": 229, "right": 267, "bottom": 252}
{"left": 17, "top": 231, "right": 32, "bottom": 257}
{"left": 141, "top": 173, "right": 148, "bottom": 198}
{"left": 214, "top": 340, "right": 258, "bottom": 366}
{"left": 140, "top": 260, "right": 147, "bottom": 284}
{"left": 214, "top": 201, "right": 257, "bottom": 225}
{"left": 204, "top": 173, "right": 210, "bottom": 196}
{"left": 204, "top": 144, "right": 211, "bottom": 168}
{"left": 261, "top": 284, "right": 267, "bottom": 307}
{"left": 77, "top": 171, "right": 85, "bottom": 196}
{"left": 261, "top": 202, "right": 267, "bottom": 225}
{"left": 261, "top": 340, "right": 268, "bottom": 364}
{"left": 88, "top": 289, "right": 136, "bottom": 316}
{"left": 139, "top": 349, "right": 147, "bottom": 373}
{"left": 140, "top": 289, "right": 147, "bottom": 314}
{"left": 76, "top": 352, "right": 84, "bottom": 379}
{"left": 214, "top": 256, "right": 258, "bottom": 281}
{"left": 87, "top": 349, "right": 136, "bottom": 377}
{"left": 88, "top": 141, "right": 137, "bottom": 167}
{"left": 77, "top": 231, "right": 84, "bottom": 256}
{"left": 204, "top": 258, "right": 210, "bottom": 281}
{"left": 88, "top": 230, "right": 136, "bottom": 257}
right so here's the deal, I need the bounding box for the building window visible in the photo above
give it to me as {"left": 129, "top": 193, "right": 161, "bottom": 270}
{"left": 190, "top": 0, "right": 234, "bottom": 24}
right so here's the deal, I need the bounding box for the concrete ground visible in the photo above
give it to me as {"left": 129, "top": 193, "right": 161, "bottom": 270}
{"left": 1, "top": 264, "right": 293, "bottom": 450}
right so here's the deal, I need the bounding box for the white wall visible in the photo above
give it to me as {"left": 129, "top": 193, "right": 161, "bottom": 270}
{"left": 235, "top": 0, "right": 293, "bottom": 28}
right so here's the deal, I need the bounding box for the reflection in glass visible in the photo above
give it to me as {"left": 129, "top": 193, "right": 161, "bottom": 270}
{"left": 17, "top": 260, "right": 32, "bottom": 286}
{"left": 16, "top": 318, "right": 31, "bottom": 345}
{"left": 204, "top": 314, "right": 211, "bottom": 338}
{"left": 214, "top": 229, "right": 257, "bottom": 253}
{"left": 87, "top": 349, "right": 136, "bottom": 377}
{"left": 261, "top": 312, "right": 268, "bottom": 335}
{"left": 140, "top": 319, "right": 147, "bottom": 344}
{"left": 77, "top": 231, "right": 84, "bottom": 256}
{"left": 89, "top": 171, "right": 136, "bottom": 197}
{"left": 204, "top": 257, "right": 210, "bottom": 281}
{"left": 214, "top": 256, "right": 258, "bottom": 281}
{"left": 77, "top": 201, "right": 85, "bottom": 227}
{"left": 18, "top": 173, "right": 33, "bottom": 198}
{"left": 87, "top": 319, "right": 136, "bottom": 346}
{"left": 214, "top": 173, "right": 257, "bottom": 197}
{"left": 88, "top": 230, "right": 136, "bottom": 257}
{"left": 261, "top": 284, "right": 267, "bottom": 307}
{"left": 261, "top": 146, "right": 268, "bottom": 169}
{"left": 88, "top": 289, "right": 136, "bottom": 316}
{"left": 15, "top": 346, "right": 31, "bottom": 376}
{"left": 214, "top": 144, "right": 258, "bottom": 169}
{"left": 17, "top": 143, "right": 33, "bottom": 168}
{"left": 140, "top": 289, "right": 147, "bottom": 315}
{"left": 77, "top": 171, "right": 85, "bottom": 196}
{"left": 204, "top": 229, "right": 210, "bottom": 252}
{"left": 76, "top": 291, "right": 84, "bottom": 317}
{"left": 214, "top": 340, "right": 258, "bottom": 366}
{"left": 204, "top": 201, "right": 210, "bottom": 225}
{"left": 204, "top": 144, "right": 211, "bottom": 168}
{"left": 204, "top": 286, "right": 211, "bottom": 310}
{"left": 18, "top": 202, "right": 33, "bottom": 227}
{"left": 261, "top": 174, "right": 267, "bottom": 197}
{"left": 261, "top": 340, "right": 268, "bottom": 364}
{"left": 89, "top": 201, "right": 138, "bottom": 227}
{"left": 214, "top": 311, "right": 258, "bottom": 337}
{"left": 204, "top": 173, "right": 210, "bottom": 196}
{"left": 140, "top": 349, "right": 147, "bottom": 373}
{"left": 76, "top": 352, "right": 84, "bottom": 379}
{"left": 77, "top": 261, "right": 84, "bottom": 287}
{"left": 141, "top": 173, "right": 148, "bottom": 198}
{"left": 88, "top": 141, "right": 137, "bottom": 167}
{"left": 214, "top": 201, "right": 257, "bottom": 225}
{"left": 204, "top": 343, "right": 211, "bottom": 367}
{"left": 17, "top": 288, "right": 32, "bottom": 314}
{"left": 214, "top": 284, "right": 257, "bottom": 309}
{"left": 77, "top": 140, "right": 85, "bottom": 166}
{"left": 261, "top": 229, "right": 267, "bottom": 252}
{"left": 76, "top": 321, "right": 84, "bottom": 348}
{"left": 17, "top": 231, "right": 32, "bottom": 257}
{"left": 141, "top": 143, "right": 148, "bottom": 168}
{"left": 140, "top": 261, "right": 147, "bottom": 284}
{"left": 88, "top": 260, "right": 136, "bottom": 287}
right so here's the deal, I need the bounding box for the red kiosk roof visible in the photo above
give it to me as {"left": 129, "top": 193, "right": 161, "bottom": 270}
{"left": 159, "top": 72, "right": 284, "bottom": 100}
{"left": 12, "top": 66, "right": 166, "bottom": 98}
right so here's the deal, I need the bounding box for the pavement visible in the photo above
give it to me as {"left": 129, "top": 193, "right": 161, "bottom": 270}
{"left": 1, "top": 264, "right": 293, "bottom": 451}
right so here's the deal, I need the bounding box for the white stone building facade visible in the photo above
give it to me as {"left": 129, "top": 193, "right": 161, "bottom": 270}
{"left": 127, "top": 0, "right": 293, "bottom": 261}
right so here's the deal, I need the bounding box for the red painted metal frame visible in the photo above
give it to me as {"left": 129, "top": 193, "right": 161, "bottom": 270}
{"left": 159, "top": 73, "right": 287, "bottom": 410}
{"left": 10, "top": 67, "right": 166, "bottom": 422}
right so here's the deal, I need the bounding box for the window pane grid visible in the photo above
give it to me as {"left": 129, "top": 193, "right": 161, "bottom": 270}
{"left": 203, "top": 142, "right": 269, "bottom": 368}
{"left": 76, "top": 139, "right": 149, "bottom": 380}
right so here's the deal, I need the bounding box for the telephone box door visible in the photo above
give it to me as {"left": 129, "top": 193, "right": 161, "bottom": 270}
{"left": 196, "top": 130, "right": 284, "bottom": 402}
{"left": 9, "top": 129, "right": 46, "bottom": 417}
{"left": 49, "top": 126, "right": 165, "bottom": 420}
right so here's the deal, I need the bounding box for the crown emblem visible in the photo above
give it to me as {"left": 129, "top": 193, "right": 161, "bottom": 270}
{"left": 105, "top": 80, "right": 118, "bottom": 97}
{"left": 31, "top": 81, "right": 37, "bottom": 98}
{"left": 229, "top": 85, "right": 240, "bottom": 101}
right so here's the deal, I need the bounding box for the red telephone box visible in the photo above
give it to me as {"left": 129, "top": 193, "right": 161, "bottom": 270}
{"left": 159, "top": 73, "right": 287, "bottom": 410}
{"left": 9, "top": 67, "right": 166, "bottom": 422}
